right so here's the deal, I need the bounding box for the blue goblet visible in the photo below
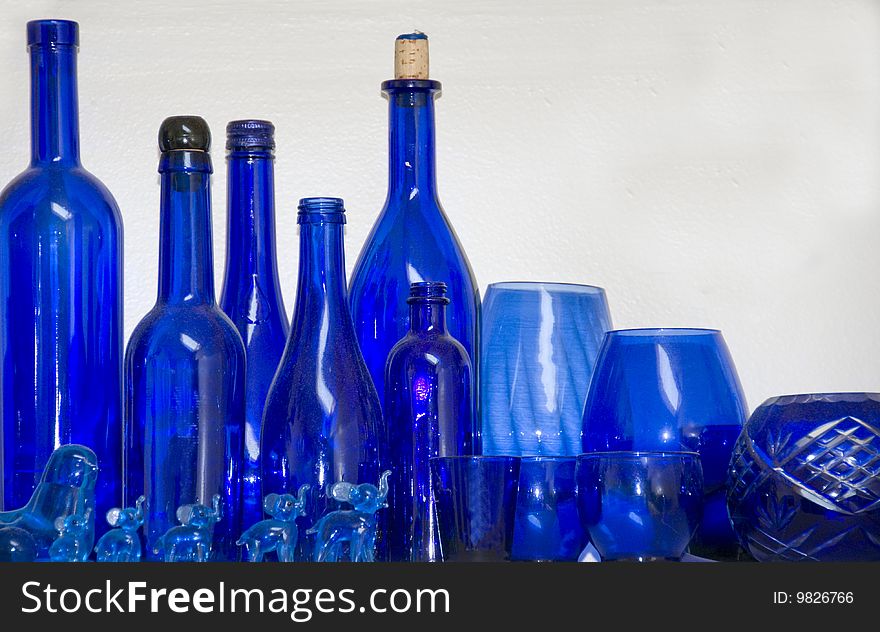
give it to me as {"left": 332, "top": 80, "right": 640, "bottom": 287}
{"left": 581, "top": 328, "right": 746, "bottom": 558}
{"left": 430, "top": 456, "right": 520, "bottom": 562}
{"left": 576, "top": 451, "right": 704, "bottom": 561}
{"left": 511, "top": 457, "right": 584, "bottom": 561}
{"left": 481, "top": 282, "right": 612, "bottom": 457}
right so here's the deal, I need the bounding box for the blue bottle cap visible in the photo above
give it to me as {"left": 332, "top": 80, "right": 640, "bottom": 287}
{"left": 27, "top": 20, "right": 79, "bottom": 48}
{"left": 226, "top": 120, "right": 275, "bottom": 151}
{"left": 397, "top": 31, "right": 427, "bottom": 40}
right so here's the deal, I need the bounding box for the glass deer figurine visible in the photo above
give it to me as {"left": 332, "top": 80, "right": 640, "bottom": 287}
{"left": 237, "top": 484, "right": 310, "bottom": 562}
{"left": 94, "top": 496, "right": 145, "bottom": 562}
{"left": 0, "top": 444, "right": 97, "bottom": 560}
{"left": 153, "top": 494, "right": 222, "bottom": 563}
{"left": 307, "top": 471, "right": 391, "bottom": 562}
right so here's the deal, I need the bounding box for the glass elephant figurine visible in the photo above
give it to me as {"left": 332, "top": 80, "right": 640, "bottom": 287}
{"left": 153, "top": 495, "right": 222, "bottom": 562}
{"left": 94, "top": 496, "right": 146, "bottom": 562}
{"left": 237, "top": 484, "right": 310, "bottom": 562}
{"left": 49, "top": 510, "right": 93, "bottom": 562}
{"left": 0, "top": 444, "right": 98, "bottom": 560}
{"left": 307, "top": 471, "right": 390, "bottom": 562}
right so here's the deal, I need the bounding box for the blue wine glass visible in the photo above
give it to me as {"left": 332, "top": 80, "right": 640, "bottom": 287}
{"left": 581, "top": 328, "right": 746, "bottom": 558}
{"left": 482, "top": 282, "right": 611, "bottom": 457}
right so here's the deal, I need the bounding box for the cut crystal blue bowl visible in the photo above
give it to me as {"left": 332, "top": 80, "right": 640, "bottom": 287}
{"left": 727, "top": 393, "right": 880, "bottom": 561}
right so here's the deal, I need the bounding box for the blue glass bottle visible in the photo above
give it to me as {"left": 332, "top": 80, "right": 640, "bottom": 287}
{"left": 219, "top": 120, "right": 289, "bottom": 531}
{"left": 261, "top": 197, "right": 382, "bottom": 562}
{"left": 0, "top": 20, "right": 123, "bottom": 529}
{"left": 384, "top": 282, "right": 474, "bottom": 561}
{"left": 349, "top": 33, "right": 480, "bottom": 426}
{"left": 125, "top": 116, "right": 245, "bottom": 561}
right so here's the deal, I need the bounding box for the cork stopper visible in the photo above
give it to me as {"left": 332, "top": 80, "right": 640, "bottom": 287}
{"left": 394, "top": 32, "right": 429, "bottom": 80}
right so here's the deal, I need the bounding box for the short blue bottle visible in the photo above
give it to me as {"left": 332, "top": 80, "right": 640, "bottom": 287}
{"left": 0, "top": 20, "right": 123, "bottom": 527}
{"left": 261, "top": 197, "right": 383, "bottom": 561}
{"left": 125, "top": 116, "right": 246, "bottom": 561}
{"left": 219, "top": 120, "right": 289, "bottom": 531}
{"left": 349, "top": 33, "right": 480, "bottom": 427}
{"left": 384, "top": 282, "right": 475, "bottom": 561}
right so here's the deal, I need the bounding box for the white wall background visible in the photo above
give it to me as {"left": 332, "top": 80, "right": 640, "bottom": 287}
{"left": 0, "top": 0, "right": 878, "bottom": 410}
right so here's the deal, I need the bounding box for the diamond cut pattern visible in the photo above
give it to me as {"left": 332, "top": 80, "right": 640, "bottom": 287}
{"left": 772, "top": 417, "right": 880, "bottom": 514}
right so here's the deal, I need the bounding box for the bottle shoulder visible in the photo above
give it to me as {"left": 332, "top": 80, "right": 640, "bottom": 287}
{"left": 219, "top": 279, "right": 289, "bottom": 331}
{"left": 349, "top": 202, "right": 477, "bottom": 296}
{"left": 126, "top": 303, "right": 245, "bottom": 362}
{"left": 0, "top": 164, "right": 123, "bottom": 229}
{"left": 386, "top": 332, "right": 473, "bottom": 367}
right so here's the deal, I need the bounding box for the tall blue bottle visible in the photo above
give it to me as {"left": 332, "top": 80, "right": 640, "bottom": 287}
{"left": 261, "top": 197, "right": 382, "bottom": 561}
{"left": 384, "top": 282, "right": 475, "bottom": 561}
{"left": 219, "top": 120, "right": 289, "bottom": 531}
{"left": 125, "top": 117, "right": 245, "bottom": 561}
{"left": 349, "top": 33, "right": 480, "bottom": 425}
{"left": 0, "top": 20, "right": 123, "bottom": 526}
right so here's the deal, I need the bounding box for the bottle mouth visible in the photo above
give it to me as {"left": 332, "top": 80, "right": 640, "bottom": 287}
{"left": 226, "top": 119, "right": 275, "bottom": 152}
{"left": 27, "top": 20, "right": 79, "bottom": 49}
{"left": 297, "top": 197, "right": 346, "bottom": 224}
{"left": 407, "top": 281, "right": 450, "bottom": 304}
{"left": 381, "top": 79, "right": 442, "bottom": 94}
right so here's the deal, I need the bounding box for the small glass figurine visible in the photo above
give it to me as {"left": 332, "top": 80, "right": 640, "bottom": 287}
{"left": 307, "top": 471, "right": 390, "bottom": 562}
{"left": 49, "top": 510, "right": 92, "bottom": 562}
{"left": 94, "top": 496, "right": 146, "bottom": 562}
{"left": 0, "top": 444, "right": 98, "bottom": 560}
{"left": 237, "top": 484, "right": 310, "bottom": 562}
{"left": 0, "top": 527, "right": 38, "bottom": 562}
{"left": 153, "top": 494, "right": 222, "bottom": 562}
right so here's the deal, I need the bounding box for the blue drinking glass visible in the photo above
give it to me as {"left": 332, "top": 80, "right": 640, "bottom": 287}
{"left": 581, "top": 328, "right": 747, "bottom": 558}
{"left": 349, "top": 34, "right": 480, "bottom": 431}
{"left": 219, "top": 120, "right": 289, "bottom": 531}
{"left": 481, "top": 282, "right": 611, "bottom": 457}
{"left": 728, "top": 392, "right": 880, "bottom": 561}
{"left": 0, "top": 20, "right": 123, "bottom": 534}
{"left": 384, "top": 282, "right": 476, "bottom": 561}
{"left": 125, "top": 117, "right": 246, "bottom": 561}
{"left": 430, "top": 456, "right": 520, "bottom": 562}
{"left": 576, "top": 451, "right": 704, "bottom": 561}
{"left": 511, "top": 457, "right": 583, "bottom": 561}
{"left": 261, "top": 198, "right": 383, "bottom": 562}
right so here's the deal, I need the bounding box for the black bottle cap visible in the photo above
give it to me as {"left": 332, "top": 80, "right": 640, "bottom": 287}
{"left": 159, "top": 116, "right": 211, "bottom": 152}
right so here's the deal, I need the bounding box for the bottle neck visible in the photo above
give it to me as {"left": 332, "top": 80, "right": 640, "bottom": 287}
{"left": 157, "top": 151, "right": 215, "bottom": 305}
{"left": 294, "top": 221, "right": 348, "bottom": 317}
{"left": 30, "top": 44, "right": 80, "bottom": 165}
{"left": 223, "top": 150, "right": 282, "bottom": 291}
{"left": 385, "top": 81, "right": 440, "bottom": 201}
{"left": 409, "top": 299, "right": 448, "bottom": 335}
